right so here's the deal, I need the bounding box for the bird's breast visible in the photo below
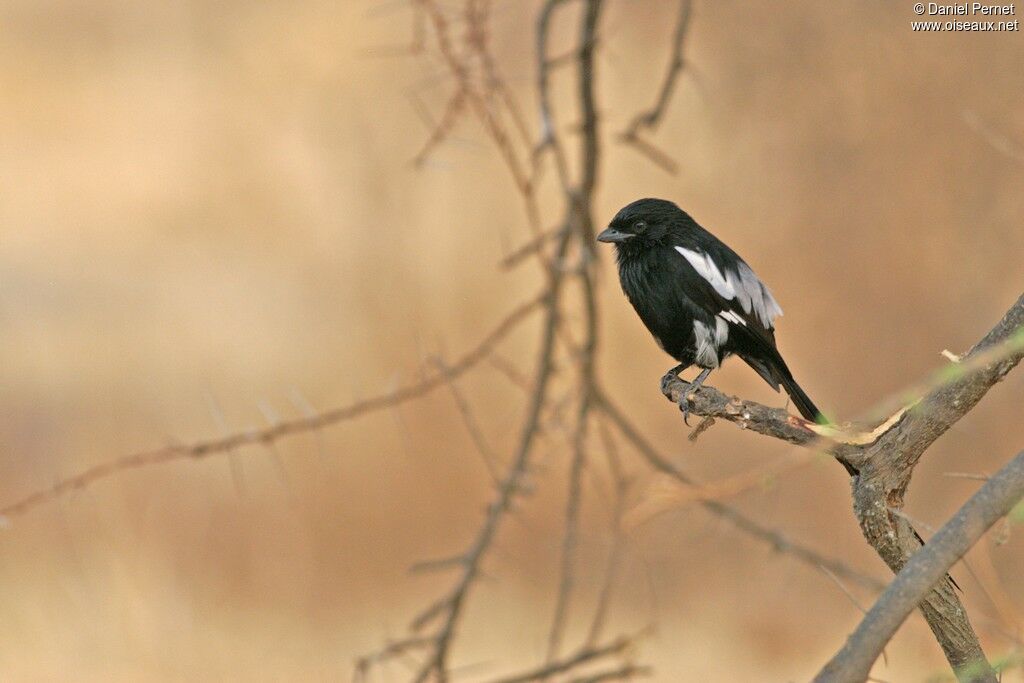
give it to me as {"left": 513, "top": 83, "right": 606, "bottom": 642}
{"left": 617, "top": 252, "right": 690, "bottom": 340}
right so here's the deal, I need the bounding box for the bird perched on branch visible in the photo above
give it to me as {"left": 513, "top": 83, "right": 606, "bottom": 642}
{"left": 598, "top": 198, "right": 825, "bottom": 428}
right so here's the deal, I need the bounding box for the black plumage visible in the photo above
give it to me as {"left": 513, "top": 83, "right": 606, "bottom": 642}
{"left": 597, "top": 200, "right": 954, "bottom": 568}
{"left": 598, "top": 198, "right": 824, "bottom": 426}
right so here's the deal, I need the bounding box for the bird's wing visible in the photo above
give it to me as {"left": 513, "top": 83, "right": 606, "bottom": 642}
{"left": 670, "top": 243, "right": 783, "bottom": 343}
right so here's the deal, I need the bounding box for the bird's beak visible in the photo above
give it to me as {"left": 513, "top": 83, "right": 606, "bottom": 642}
{"left": 596, "top": 226, "right": 634, "bottom": 243}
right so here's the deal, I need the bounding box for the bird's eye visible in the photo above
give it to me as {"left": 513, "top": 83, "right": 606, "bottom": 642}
{"left": 633, "top": 221, "right": 647, "bottom": 233}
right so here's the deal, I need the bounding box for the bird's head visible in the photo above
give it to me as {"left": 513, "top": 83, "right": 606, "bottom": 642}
{"left": 597, "top": 198, "right": 689, "bottom": 251}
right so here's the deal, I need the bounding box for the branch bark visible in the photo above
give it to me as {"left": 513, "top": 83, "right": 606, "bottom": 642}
{"left": 659, "top": 291, "right": 1024, "bottom": 682}
{"left": 815, "top": 449, "right": 1024, "bottom": 683}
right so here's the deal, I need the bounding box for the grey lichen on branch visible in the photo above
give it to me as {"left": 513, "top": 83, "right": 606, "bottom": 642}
{"left": 659, "top": 373, "right": 864, "bottom": 475}
{"left": 661, "top": 375, "right": 820, "bottom": 445}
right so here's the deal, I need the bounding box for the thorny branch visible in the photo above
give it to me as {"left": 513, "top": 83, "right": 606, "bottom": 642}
{"left": 586, "top": 420, "right": 633, "bottom": 646}
{"left": 362, "top": 1, "right": 621, "bottom": 680}
{"left": 0, "top": 292, "right": 545, "bottom": 520}
{"left": 547, "top": 411, "right": 590, "bottom": 661}
{"left": 535, "top": 0, "right": 573, "bottom": 189}
{"left": 433, "top": 356, "right": 503, "bottom": 484}
{"left": 545, "top": 0, "right": 605, "bottom": 666}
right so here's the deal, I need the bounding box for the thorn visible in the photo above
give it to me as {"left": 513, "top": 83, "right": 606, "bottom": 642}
{"left": 257, "top": 399, "right": 293, "bottom": 494}
{"left": 204, "top": 390, "right": 247, "bottom": 498}
{"left": 257, "top": 399, "right": 281, "bottom": 427}
{"left": 288, "top": 388, "right": 316, "bottom": 416}
{"left": 942, "top": 471, "right": 990, "bottom": 482}
{"left": 288, "top": 387, "right": 330, "bottom": 463}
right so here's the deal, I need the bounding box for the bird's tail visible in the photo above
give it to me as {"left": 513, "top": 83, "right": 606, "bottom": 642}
{"left": 742, "top": 349, "right": 858, "bottom": 476}
{"left": 779, "top": 374, "right": 822, "bottom": 424}
{"left": 779, "top": 370, "right": 859, "bottom": 476}
{"left": 740, "top": 351, "right": 824, "bottom": 423}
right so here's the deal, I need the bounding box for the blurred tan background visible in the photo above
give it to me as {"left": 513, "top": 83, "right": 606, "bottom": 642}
{"left": 1, "top": 1, "right": 1023, "bottom": 680}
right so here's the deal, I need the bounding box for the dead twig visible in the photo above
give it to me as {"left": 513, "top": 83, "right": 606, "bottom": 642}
{"left": 484, "top": 635, "right": 639, "bottom": 683}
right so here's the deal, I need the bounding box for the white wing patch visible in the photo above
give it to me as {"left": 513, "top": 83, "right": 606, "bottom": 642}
{"left": 676, "top": 246, "right": 733, "bottom": 299}
{"left": 675, "top": 246, "right": 783, "bottom": 329}
{"left": 718, "top": 310, "right": 746, "bottom": 326}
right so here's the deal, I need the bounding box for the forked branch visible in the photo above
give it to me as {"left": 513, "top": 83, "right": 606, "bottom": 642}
{"left": 815, "top": 449, "right": 1024, "bottom": 682}
{"left": 658, "top": 291, "right": 1024, "bottom": 682}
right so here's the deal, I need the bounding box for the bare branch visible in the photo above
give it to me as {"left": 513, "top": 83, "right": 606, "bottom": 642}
{"left": 547, "top": 408, "right": 590, "bottom": 661}
{"left": 500, "top": 224, "right": 566, "bottom": 270}
{"left": 534, "top": 0, "right": 574, "bottom": 188}
{"left": 617, "top": 0, "right": 693, "bottom": 173}
{"left": 355, "top": 636, "right": 434, "bottom": 682}
{"left": 815, "top": 450, "right": 1024, "bottom": 683}
{"left": 586, "top": 418, "right": 631, "bottom": 646}
{"left": 596, "top": 391, "right": 884, "bottom": 591}
{"left": 483, "top": 635, "right": 638, "bottom": 683}
{"left": 547, "top": 0, "right": 606, "bottom": 665}
{"left": 413, "top": 89, "right": 468, "bottom": 167}
{"left": 413, "top": 0, "right": 544, "bottom": 236}
{"left": 0, "top": 293, "right": 544, "bottom": 520}
{"left": 405, "top": 261, "right": 569, "bottom": 682}
{"left": 432, "top": 356, "right": 503, "bottom": 484}
{"left": 653, "top": 291, "right": 1024, "bottom": 680}
{"left": 819, "top": 566, "right": 871, "bottom": 617}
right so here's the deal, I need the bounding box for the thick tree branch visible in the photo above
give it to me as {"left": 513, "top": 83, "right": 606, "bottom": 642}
{"left": 655, "top": 291, "right": 1024, "bottom": 681}
{"left": 869, "top": 292, "right": 1024, "bottom": 483}
{"left": 660, "top": 379, "right": 820, "bottom": 446}
{"left": 815, "top": 449, "right": 1024, "bottom": 683}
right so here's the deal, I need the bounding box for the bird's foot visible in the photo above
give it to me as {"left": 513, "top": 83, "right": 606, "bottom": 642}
{"left": 680, "top": 368, "right": 712, "bottom": 426}
{"left": 660, "top": 364, "right": 687, "bottom": 398}
{"left": 681, "top": 398, "right": 694, "bottom": 426}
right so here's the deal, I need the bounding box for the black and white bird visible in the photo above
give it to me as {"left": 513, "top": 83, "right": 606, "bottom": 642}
{"left": 598, "top": 197, "right": 824, "bottom": 427}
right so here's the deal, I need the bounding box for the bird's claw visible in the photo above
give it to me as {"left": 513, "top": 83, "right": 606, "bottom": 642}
{"left": 661, "top": 364, "right": 688, "bottom": 397}
{"left": 660, "top": 370, "right": 679, "bottom": 397}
